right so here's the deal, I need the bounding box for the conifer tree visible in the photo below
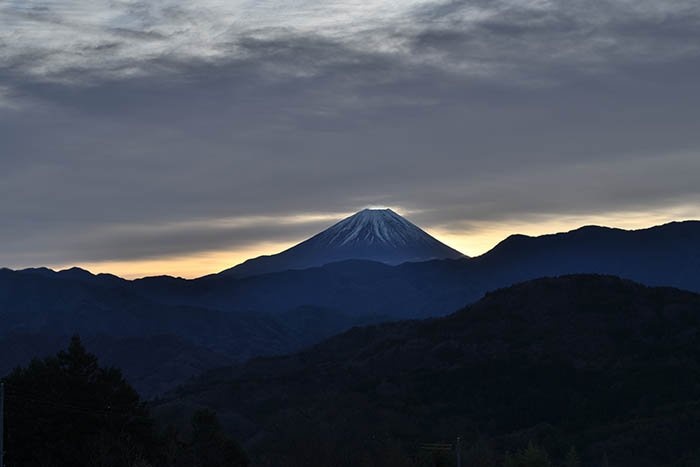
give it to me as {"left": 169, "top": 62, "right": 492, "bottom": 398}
{"left": 2, "top": 336, "right": 155, "bottom": 467}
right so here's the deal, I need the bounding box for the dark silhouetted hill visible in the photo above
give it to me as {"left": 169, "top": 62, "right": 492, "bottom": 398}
{"left": 156, "top": 275, "right": 700, "bottom": 466}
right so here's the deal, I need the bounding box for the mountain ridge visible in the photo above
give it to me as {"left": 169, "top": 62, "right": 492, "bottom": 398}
{"left": 11, "top": 219, "right": 698, "bottom": 283}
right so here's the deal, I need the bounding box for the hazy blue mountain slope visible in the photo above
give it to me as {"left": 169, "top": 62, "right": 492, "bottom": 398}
{"left": 0, "top": 269, "right": 294, "bottom": 356}
{"left": 0, "top": 269, "right": 383, "bottom": 396}
{"left": 0, "top": 269, "right": 303, "bottom": 396}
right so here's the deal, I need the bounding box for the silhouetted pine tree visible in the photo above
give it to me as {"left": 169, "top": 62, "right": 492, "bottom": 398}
{"left": 2, "top": 335, "right": 156, "bottom": 467}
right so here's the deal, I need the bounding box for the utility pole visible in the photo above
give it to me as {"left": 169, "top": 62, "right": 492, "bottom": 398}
{"left": 1, "top": 382, "right": 4, "bottom": 467}
{"left": 456, "top": 436, "right": 461, "bottom": 467}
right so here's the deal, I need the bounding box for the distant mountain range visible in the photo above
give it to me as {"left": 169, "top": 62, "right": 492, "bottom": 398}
{"left": 131, "top": 219, "right": 700, "bottom": 319}
{"left": 0, "top": 267, "right": 381, "bottom": 397}
{"left": 220, "top": 208, "right": 465, "bottom": 277}
{"left": 2, "top": 215, "right": 699, "bottom": 397}
{"left": 154, "top": 275, "right": 700, "bottom": 466}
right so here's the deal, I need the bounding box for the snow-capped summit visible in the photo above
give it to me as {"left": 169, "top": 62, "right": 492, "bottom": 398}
{"left": 317, "top": 209, "right": 449, "bottom": 248}
{"left": 221, "top": 208, "right": 465, "bottom": 277}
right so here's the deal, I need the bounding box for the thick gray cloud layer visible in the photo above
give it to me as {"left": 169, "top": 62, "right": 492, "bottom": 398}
{"left": 1, "top": 0, "right": 700, "bottom": 270}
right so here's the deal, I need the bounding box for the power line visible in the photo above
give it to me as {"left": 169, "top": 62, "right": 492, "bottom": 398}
{"left": 2, "top": 386, "right": 152, "bottom": 421}
{"left": 2, "top": 382, "right": 142, "bottom": 410}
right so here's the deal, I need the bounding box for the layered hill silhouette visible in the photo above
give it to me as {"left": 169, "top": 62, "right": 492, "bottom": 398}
{"left": 155, "top": 275, "right": 700, "bottom": 466}
{"left": 220, "top": 208, "right": 465, "bottom": 277}
{"left": 133, "top": 220, "right": 700, "bottom": 319}
{"left": 0, "top": 267, "right": 382, "bottom": 396}
{"left": 2, "top": 218, "right": 700, "bottom": 397}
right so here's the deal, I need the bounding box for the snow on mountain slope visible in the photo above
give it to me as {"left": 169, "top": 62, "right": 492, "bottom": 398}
{"left": 318, "top": 209, "right": 444, "bottom": 247}
{"left": 220, "top": 209, "right": 465, "bottom": 277}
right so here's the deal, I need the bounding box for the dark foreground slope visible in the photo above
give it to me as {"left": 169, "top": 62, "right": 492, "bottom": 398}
{"left": 156, "top": 275, "right": 700, "bottom": 467}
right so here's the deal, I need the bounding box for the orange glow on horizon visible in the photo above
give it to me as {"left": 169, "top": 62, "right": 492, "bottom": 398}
{"left": 429, "top": 206, "right": 700, "bottom": 258}
{"left": 47, "top": 241, "right": 297, "bottom": 280}
{"left": 45, "top": 206, "right": 700, "bottom": 279}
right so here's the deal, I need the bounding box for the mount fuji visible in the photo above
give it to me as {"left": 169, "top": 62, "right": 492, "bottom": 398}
{"left": 221, "top": 208, "right": 465, "bottom": 277}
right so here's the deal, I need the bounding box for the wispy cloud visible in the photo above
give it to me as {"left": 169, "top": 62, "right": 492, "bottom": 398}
{"left": 1, "top": 0, "right": 700, "bottom": 276}
{"left": 3, "top": 0, "right": 699, "bottom": 85}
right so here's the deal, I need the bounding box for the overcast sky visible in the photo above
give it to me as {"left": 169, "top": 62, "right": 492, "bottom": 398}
{"left": 2, "top": 0, "right": 700, "bottom": 278}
